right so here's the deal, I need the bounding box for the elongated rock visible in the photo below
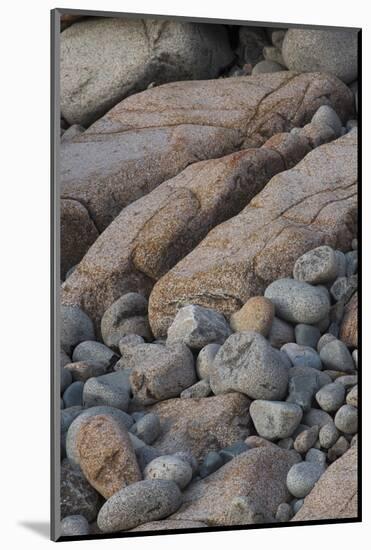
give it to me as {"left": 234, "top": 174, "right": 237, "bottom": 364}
{"left": 62, "top": 126, "right": 343, "bottom": 329}
{"left": 60, "top": 72, "right": 353, "bottom": 258}
{"left": 149, "top": 131, "right": 357, "bottom": 337}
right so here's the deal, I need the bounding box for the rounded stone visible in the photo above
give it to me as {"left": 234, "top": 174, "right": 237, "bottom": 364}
{"left": 334, "top": 404, "right": 358, "bottom": 434}
{"left": 72, "top": 340, "right": 118, "bottom": 369}
{"left": 311, "top": 106, "right": 343, "bottom": 136}
{"left": 76, "top": 414, "right": 142, "bottom": 499}
{"left": 294, "top": 426, "right": 319, "bottom": 454}
{"left": 83, "top": 371, "right": 130, "bottom": 411}
{"left": 252, "top": 60, "right": 286, "bottom": 74}
{"left": 101, "top": 292, "right": 151, "bottom": 350}
{"left": 293, "top": 245, "right": 338, "bottom": 284}
{"left": 250, "top": 400, "right": 303, "bottom": 441}
{"left": 66, "top": 406, "right": 133, "bottom": 467}
{"left": 118, "top": 334, "right": 145, "bottom": 354}
{"left": 295, "top": 324, "right": 321, "bottom": 349}
{"left": 303, "top": 408, "right": 333, "bottom": 428}
{"left": 64, "top": 361, "right": 107, "bottom": 382}
{"left": 144, "top": 455, "right": 193, "bottom": 489}
{"left": 60, "top": 515, "right": 91, "bottom": 536}
{"left": 230, "top": 297, "right": 275, "bottom": 336}
{"left": 286, "top": 461, "right": 325, "bottom": 498}
{"left": 265, "top": 278, "right": 330, "bottom": 325}
{"left": 174, "top": 451, "right": 198, "bottom": 475}
{"left": 63, "top": 381, "right": 84, "bottom": 408}
{"left": 167, "top": 304, "right": 231, "bottom": 350}
{"left": 61, "top": 367, "right": 72, "bottom": 394}
{"left": 97, "top": 479, "right": 182, "bottom": 532}
{"left": 281, "top": 343, "right": 322, "bottom": 370}
{"left": 282, "top": 29, "right": 358, "bottom": 83}
{"left": 199, "top": 451, "right": 223, "bottom": 478}
{"left": 315, "top": 382, "right": 345, "bottom": 412}
{"left": 292, "top": 499, "right": 304, "bottom": 515}
{"left": 317, "top": 333, "right": 337, "bottom": 352}
{"left": 61, "top": 305, "right": 95, "bottom": 354}
{"left": 210, "top": 332, "right": 289, "bottom": 401}
{"left": 319, "top": 339, "right": 354, "bottom": 372}
{"left": 327, "top": 435, "right": 350, "bottom": 462}
{"left": 268, "top": 317, "right": 295, "bottom": 348}
{"left": 275, "top": 502, "right": 293, "bottom": 523}
{"left": 319, "top": 422, "right": 340, "bottom": 449}
{"left": 131, "top": 413, "right": 161, "bottom": 445}
{"left": 180, "top": 379, "right": 211, "bottom": 398}
{"left": 346, "top": 385, "right": 358, "bottom": 407}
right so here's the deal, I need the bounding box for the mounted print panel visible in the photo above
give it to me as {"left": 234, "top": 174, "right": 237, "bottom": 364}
{"left": 51, "top": 8, "right": 360, "bottom": 541}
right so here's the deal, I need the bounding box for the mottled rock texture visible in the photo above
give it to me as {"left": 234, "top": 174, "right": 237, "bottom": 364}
{"left": 149, "top": 132, "right": 357, "bottom": 337}
{"left": 340, "top": 292, "right": 358, "bottom": 348}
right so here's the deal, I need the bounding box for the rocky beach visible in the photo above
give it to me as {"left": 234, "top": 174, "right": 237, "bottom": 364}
{"left": 58, "top": 16, "right": 359, "bottom": 537}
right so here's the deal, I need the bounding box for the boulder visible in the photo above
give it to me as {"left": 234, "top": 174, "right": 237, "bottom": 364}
{"left": 170, "top": 447, "right": 297, "bottom": 525}
{"left": 282, "top": 29, "right": 358, "bottom": 84}
{"left": 61, "top": 18, "right": 234, "bottom": 126}
{"left": 60, "top": 71, "right": 353, "bottom": 250}
{"left": 149, "top": 132, "right": 357, "bottom": 337}
{"left": 292, "top": 447, "right": 358, "bottom": 520}
{"left": 149, "top": 393, "right": 251, "bottom": 461}
{"left": 76, "top": 414, "right": 141, "bottom": 499}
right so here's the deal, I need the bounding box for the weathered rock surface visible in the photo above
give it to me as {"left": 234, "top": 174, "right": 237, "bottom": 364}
{"left": 130, "top": 519, "right": 207, "bottom": 531}
{"left": 340, "top": 292, "right": 358, "bottom": 347}
{"left": 60, "top": 459, "right": 101, "bottom": 522}
{"left": 149, "top": 132, "right": 357, "bottom": 336}
{"left": 61, "top": 130, "right": 312, "bottom": 327}
{"left": 61, "top": 18, "right": 234, "bottom": 126}
{"left": 60, "top": 71, "right": 353, "bottom": 259}
{"left": 149, "top": 394, "right": 251, "bottom": 461}
{"left": 292, "top": 447, "right": 358, "bottom": 520}
{"left": 170, "top": 447, "right": 297, "bottom": 525}
{"left": 282, "top": 29, "right": 358, "bottom": 84}
{"left": 76, "top": 414, "right": 141, "bottom": 499}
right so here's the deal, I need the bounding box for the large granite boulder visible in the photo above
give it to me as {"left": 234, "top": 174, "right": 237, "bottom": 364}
{"left": 149, "top": 393, "right": 251, "bottom": 461}
{"left": 60, "top": 71, "right": 353, "bottom": 241}
{"left": 292, "top": 447, "right": 358, "bottom": 521}
{"left": 169, "top": 447, "right": 298, "bottom": 525}
{"left": 149, "top": 131, "right": 357, "bottom": 337}
{"left": 61, "top": 18, "right": 234, "bottom": 126}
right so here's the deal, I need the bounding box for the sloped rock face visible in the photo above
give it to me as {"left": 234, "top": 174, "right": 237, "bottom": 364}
{"left": 292, "top": 447, "right": 358, "bottom": 521}
{"left": 169, "top": 447, "right": 297, "bottom": 525}
{"left": 60, "top": 72, "right": 353, "bottom": 237}
{"left": 149, "top": 131, "right": 357, "bottom": 337}
{"left": 61, "top": 123, "right": 341, "bottom": 328}
{"left": 149, "top": 393, "right": 251, "bottom": 461}
{"left": 61, "top": 18, "right": 234, "bottom": 126}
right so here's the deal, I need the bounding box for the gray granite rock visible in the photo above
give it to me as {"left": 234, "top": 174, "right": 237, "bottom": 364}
{"left": 281, "top": 343, "right": 322, "bottom": 370}
{"left": 196, "top": 344, "right": 221, "bottom": 380}
{"left": 60, "top": 515, "right": 90, "bottom": 536}
{"left": 319, "top": 339, "right": 354, "bottom": 372}
{"left": 252, "top": 60, "right": 285, "bottom": 74}
{"left": 346, "top": 251, "right": 358, "bottom": 276}
{"left": 72, "top": 340, "right": 118, "bottom": 369}
{"left": 292, "top": 499, "right": 304, "bottom": 515}
{"left": 286, "top": 461, "right": 325, "bottom": 498}
{"left": 144, "top": 455, "right": 193, "bottom": 489}
{"left": 288, "top": 366, "right": 331, "bottom": 388}
{"left": 295, "top": 324, "right": 321, "bottom": 349}
{"left": 127, "top": 343, "right": 196, "bottom": 405}
{"left": 276, "top": 502, "right": 293, "bottom": 523}
{"left": 210, "top": 331, "right": 289, "bottom": 400}
{"left": 131, "top": 413, "right": 161, "bottom": 445}
{"left": 305, "top": 448, "right": 327, "bottom": 467}
{"left": 303, "top": 408, "right": 333, "bottom": 429}
{"left": 265, "top": 278, "right": 330, "bottom": 324}
{"left": 118, "top": 334, "right": 145, "bottom": 353}
{"left": 315, "top": 382, "right": 345, "bottom": 412}
{"left": 334, "top": 404, "right": 358, "bottom": 434}
{"left": 282, "top": 29, "right": 358, "bottom": 83}
{"left": 293, "top": 245, "right": 338, "bottom": 284}
{"left": 83, "top": 371, "right": 130, "bottom": 410}
{"left": 330, "top": 275, "right": 357, "bottom": 302}
{"left": 317, "top": 333, "right": 337, "bottom": 352}
{"left": 286, "top": 375, "right": 320, "bottom": 412}
{"left": 335, "top": 375, "right": 358, "bottom": 389}
{"left": 63, "top": 381, "right": 84, "bottom": 408}
{"left": 319, "top": 422, "right": 340, "bottom": 449}
{"left": 268, "top": 317, "right": 295, "bottom": 348}
{"left": 199, "top": 451, "right": 224, "bottom": 478}
{"left": 167, "top": 305, "right": 231, "bottom": 349}
{"left": 64, "top": 361, "right": 107, "bottom": 382}
{"left": 101, "top": 293, "right": 151, "bottom": 350}
{"left": 61, "top": 305, "right": 95, "bottom": 354}
{"left": 173, "top": 451, "right": 198, "bottom": 475}
{"left": 311, "top": 106, "right": 342, "bottom": 137}
{"left": 97, "top": 479, "right": 182, "bottom": 532}
{"left": 250, "top": 400, "right": 303, "bottom": 440}
{"left": 294, "top": 426, "right": 319, "bottom": 454}
{"left": 327, "top": 435, "right": 350, "bottom": 462}
{"left": 346, "top": 385, "right": 358, "bottom": 407}
{"left": 219, "top": 441, "right": 250, "bottom": 464}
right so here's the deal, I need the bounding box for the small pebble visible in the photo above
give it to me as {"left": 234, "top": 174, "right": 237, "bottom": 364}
{"left": 219, "top": 441, "right": 249, "bottom": 463}
{"left": 287, "top": 462, "right": 325, "bottom": 498}
{"left": 118, "top": 334, "right": 145, "bottom": 354}
{"left": 276, "top": 502, "right": 293, "bottom": 523}
{"left": 311, "top": 106, "right": 342, "bottom": 137}
{"left": 334, "top": 404, "right": 358, "bottom": 434}
{"left": 268, "top": 317, "right": 295, "bottom": 348}
{"left": 319, "top": 339, "right": 354, "bottom": 372}
{"left": 64, "top": 361, "right": 107, "bottom": 382}
{"left": 277, "top": 438, "right": 294, "bottom": 450}
{"left": 335, "top": 250, "right": 347, "bottom": 278}
{"left": 327, "top": 435, "right": 349, "bottom": 462}
{"left": 335, "top": 375, "right": 358, "bottom": 389}
{"left": 315, "top": 382, "right": 345, "bottom": 412}
{"left": 199, "top": 451, "right": 224, "bottom": 478}
{"left": 83, "top": 371, "right": 130, "bottom": 411}
{"left": 305, "top": 448, "right": 327, "bottom": 468}
{"left": 294, "top": 426, "right": 319, "bottom": 454}
{"left": 63, "top": 381, "right": 84, "bottom": 408}
{"left": 293, "top": 245, "right": 338, "bottom": 284}
{"left": 60, "top": 515, "right": 90, "bottom": 536}
{"left": 286, "top": 375, "right": 320, "bottom": 412}
{"left": 330, "top": 275, "right": 357, "bottom": 302}
{"left": 72, "top": 340, "right": 118, "bottom": 369}
{"left": 144, "top": 455, "right": 193, "bottom": 489}
{"left": 345, "top": 251, "right": 358, "bottom": 276}
{"left": 196, "top": 343, "right": 221, "bottom": 380}
{"left": 292, "top": 499, "right": 304, "bottom": 515}
{"left": 346, "top": 385, "right": 358, "bottom": 407}
{"left": 281, "top": 343, "right": 322, "bottom": 370}
{"left": 303, "top": 408, "right": 332, "bottom": 428}
{"left": 295, "top": 324, "right": 321, "bottom": 349}
{"left": 61, "top": 367, "right": 72, "bottom": 394}
{"left": 130, "top": 413, "right": 161, "bottom": 445}
{"left": 174, "top": 451, "right": 198, "bottom": 475}
{"left": 319, "top": 422, "right": 340, "bottom": 449}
